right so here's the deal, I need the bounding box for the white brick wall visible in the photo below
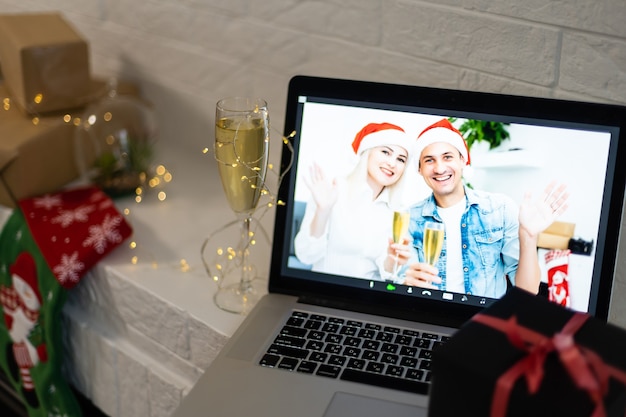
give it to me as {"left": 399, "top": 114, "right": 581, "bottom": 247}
{"left": 1, "top": 0, "right": 626, "bottom": 415}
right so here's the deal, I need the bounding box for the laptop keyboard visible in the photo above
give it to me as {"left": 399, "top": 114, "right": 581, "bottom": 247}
{"left": 258, "top": 310, "right": 449, "bottom": 395}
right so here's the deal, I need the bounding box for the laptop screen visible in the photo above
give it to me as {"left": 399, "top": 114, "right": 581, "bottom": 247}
{"left": 270, "top": 76, "right": 626, "bottom": 322}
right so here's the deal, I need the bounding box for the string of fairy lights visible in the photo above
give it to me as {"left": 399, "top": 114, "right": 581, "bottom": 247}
{"left": 200, "top": 131, "right": 295, "bottom": 284}
{"left": 2, "top": 89, "right": 296, "bottom": 281}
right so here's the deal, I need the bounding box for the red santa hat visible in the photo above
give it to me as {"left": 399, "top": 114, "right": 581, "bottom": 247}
{"left": 414, "top": 118, "right": 471, "bottom": 165}
{"left": 351, "top": 122, "right": 408, "bottom": 155}
{"left": 10, "top": 252, "right": 42, "bottom": 304}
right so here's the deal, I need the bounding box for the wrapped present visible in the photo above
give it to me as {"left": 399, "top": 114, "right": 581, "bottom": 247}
{"left": 538, "top": 221, "right": 575, "bottom": 250}
{"left": 0, "top": 12, "right": 96, "bottom": 114}
{"left": 0, "top": 83, "right": 79, "bottom": 208}
{"left": 428, "top": 288, "right": 626, "bottom": 417}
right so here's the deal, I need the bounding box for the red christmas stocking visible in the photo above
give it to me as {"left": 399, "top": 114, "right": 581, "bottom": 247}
{"left": 545, "top": 249, "right": 571, "bottom": 308}
{"left": 0, "top": 186, "right": 132, "bottom": 417}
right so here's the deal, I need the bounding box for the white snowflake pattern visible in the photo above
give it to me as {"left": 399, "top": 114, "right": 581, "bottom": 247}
{"left": 33, "top": 194, "right": 62, "bottom": 210}
{"left": 51, "top": 205, "right": 95, "bottom": 228}
{"left": 99, "top": 199, "right": 114, "bottom": 210}
{"left": 52, "top": 252, "right": 85, "bottom": 285}
{"left": 82, "top": 214, "right": 124, "bottom": 254}
{"left": 89, "top": 189, "right": 106, "bottom": 203}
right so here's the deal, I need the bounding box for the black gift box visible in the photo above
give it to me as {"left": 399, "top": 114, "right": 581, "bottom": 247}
{"left": 428, "top": 288, "right": 626, "bottom": 417}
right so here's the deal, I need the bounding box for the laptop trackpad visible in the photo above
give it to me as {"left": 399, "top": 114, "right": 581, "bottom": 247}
{"left": 323, "top": 392, "right": 427, "bottom": 417}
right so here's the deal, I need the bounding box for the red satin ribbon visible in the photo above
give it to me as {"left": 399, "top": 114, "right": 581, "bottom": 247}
{"left": 472, "top": 312, "right": 626, "bottom": 417}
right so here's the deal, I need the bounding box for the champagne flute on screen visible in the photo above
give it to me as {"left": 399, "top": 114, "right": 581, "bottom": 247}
{"left": 391, "top": 211, "right": 410, "bottom": 281}
{"left": 423, "top": 221, "right": 444, "bottom": 266}
{"left": 213, "top": 97, "right": 270, "bottom": 314}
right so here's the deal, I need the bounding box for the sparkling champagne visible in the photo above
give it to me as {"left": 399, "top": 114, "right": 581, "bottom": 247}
{"left": 423, "top": 223, "right": 444, "bottom": 265}
{"left": 392, "top": 211, "right": 410, "bottom": 243}
{"left": 215, "top": 116, "right": 269, "bottom": 214}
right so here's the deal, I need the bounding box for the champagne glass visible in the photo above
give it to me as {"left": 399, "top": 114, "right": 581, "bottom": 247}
{"left": 391, "top": 211, "right": 410, "bottom": 280}
{"left": 213, "top": 97, "right": 270, "bottom": 314}
{"left": 423, "top": 221, "right": 444, "bottom": 266}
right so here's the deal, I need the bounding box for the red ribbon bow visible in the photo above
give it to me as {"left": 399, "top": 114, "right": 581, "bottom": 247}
{"left": 472, "top": 312, "right": 626, "bottom": 417}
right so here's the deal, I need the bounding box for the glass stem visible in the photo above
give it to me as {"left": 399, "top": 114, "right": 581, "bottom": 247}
{"left": 239, "top": 216, "right": 253, "bottom": 292}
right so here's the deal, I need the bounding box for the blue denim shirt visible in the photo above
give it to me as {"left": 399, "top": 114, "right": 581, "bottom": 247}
{"left": 405, "top": 187, "right": 520, "bottom": 298}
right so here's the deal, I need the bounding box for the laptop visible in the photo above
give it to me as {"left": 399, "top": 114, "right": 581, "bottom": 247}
{"left": 173, "top": 75, "right": 626, "bottom": 417}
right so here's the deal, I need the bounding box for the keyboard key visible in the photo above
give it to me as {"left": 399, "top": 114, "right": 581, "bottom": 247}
{"left": 328, "top": 317, "right": 345, "bottom": 325}
{"left": 297, "top": 361, "right": 318, "bottom": 374}
{"left": 304, "top": 320, "right": 322, "bottom": 330}
{"left": 381, "top": 343, "right": 399, "bottom": 354}
{"left": 286, "top": 316, "right": 305, "bottom": 327}
{"left": 343, "top": 347, "right": 361, "bottom": 357}
{"left": 363, "top": 340, "right": 380, "bottom": 350}
{"left": 384, "top": 326, "right": 401, "bottom": 334}
{"left": 310, "top": 314, "right": 327, "bottom": 321}
{"left": 422, "top": 332, "right": 439, "bottom": 340}
{"left": 259, "top": 354, "right": 280, "bottom": 367}
{"left": 346, "top": 320, "right": 363, "bottom": 327}
{"left": 405, "top": 369, "right": 425, "bottom": 381}
{"left": 418, "top": 349, "right": 433, "bottom": 360}
{"left": 309, "top": 352, "right": 328, "bottom": 362}
{"left": 340, "top": 326, "right": 358, "bottom": 336}
{"left": 362, "top": 350, "right": 380, "bottom": 361}
{"left": 343, "top": 336, "right": 361, "bottom": 347}
{"left": 317, "top": 364, "right": 341, "bottom": 378}
{"left": 399, "top": 346, "right": 418, "bottom": 357}
{"left": 267, "top": 344, "right": 308, "bottom": 359}
{"left": 326, "top": 334, "right": 343, "bottom": 344}
{"left": 365, "top": 362, "right": 385, "bottom": 374}
{"left": 386, "top": 365, "right": 404, "bottom": 377}
{"left": 376, "top": 332, "right": 395, "bottom": 342}
{"left": 280, "top": 326, "right": 307, "bottom": 338}
{"left": 403, "top": 329, "right": 420, "bottom": 337}
{"left": 322, "top": 323, "right": 341, "bottom": 333}
{"left": 278, "top": 357, "right": 299, "bottom": 370}
{"left": 399, "top": 357, "right": 418, "bottom": 368}
{"left": 328, "top": 355, "right": 347, "bottom": 366}
{"left": 346, "top": 358, "right": 366, "bottom": 370}
{"left": 365, "top": 323, "right": 382, "bottom": 330}
{"left": 341, "top": 369, "right": 430, "bottom": 395}
{"left": 394, "top": 335, "right": 413, "bottom": 346}
{"left": 275, "top": 335, "right": 306, "bottom": 348}
{"left": 305, "top": 340, "right": 324, "bottom": 351}
{"left": 414, "top": 338, "right": 432, "bottom": 349}
{"left": 381, "top": 353, "right": 399, "bottom": 364}
{"left": 308, "top": 330, "right": 325, "bottom": 340}
{"left": 324, "top": 343, "right": 342, "bottom": 354}
{"left": 358, "top": 329, "right": 376, "bottom": 339}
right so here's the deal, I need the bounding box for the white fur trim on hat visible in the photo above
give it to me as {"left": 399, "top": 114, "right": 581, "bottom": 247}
{"left": 354, "top": 127, "right": 410, "bottom": 155}
{"left": 414, "top": 120, "right": 470, "bottom": 165}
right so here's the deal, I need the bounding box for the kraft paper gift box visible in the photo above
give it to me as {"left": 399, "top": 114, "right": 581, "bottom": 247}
{"left": 428, "top": 288, "right": 626, "bottom": 417}
{"left": 0, "top": 12, "right": 94, "bottom": 114}
{"left": 0, "top": 84, "right": 79, "bottom": 208}
{"left": 538, "top": 221, "right": 575, "bottom": 250}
